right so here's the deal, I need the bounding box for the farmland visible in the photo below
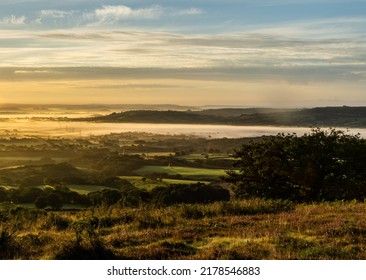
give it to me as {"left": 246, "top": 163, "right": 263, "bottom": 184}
{"left": 0, "top": 132, "right": 241, "bottom": 211}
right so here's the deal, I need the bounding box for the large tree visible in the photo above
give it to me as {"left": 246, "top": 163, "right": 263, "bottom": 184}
{"left": 225, "top": 128, "right": 366, "bottom": 201}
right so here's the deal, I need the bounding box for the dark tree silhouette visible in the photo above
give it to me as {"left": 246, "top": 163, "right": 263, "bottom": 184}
{"left": 225, "top": 128, "right": 366, "bottom": 201}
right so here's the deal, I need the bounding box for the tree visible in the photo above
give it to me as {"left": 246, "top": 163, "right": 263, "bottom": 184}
{"left": 150, "top": 183, "right": 230, "bottom": 205}
{"left": 34, "top": 196, "right": 48, "bottom": 209}
{"left": 0, "top": 187, "right": 8, "bottom": 202}
{"left": 225, "top": 128, "right": 366, "bottom": 202}
{"left": 34, "top": 193, "right": 63, "bottom": 210}
{"left": 45, "top": 193, "right": 63, "bottom": 210}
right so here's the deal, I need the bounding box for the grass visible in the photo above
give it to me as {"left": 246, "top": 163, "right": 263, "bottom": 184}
{"left": 1, "top": 199, "right": 366, "bottom": 259}
{"left": 135, "top": 165, "right": 227, "bottom": 180}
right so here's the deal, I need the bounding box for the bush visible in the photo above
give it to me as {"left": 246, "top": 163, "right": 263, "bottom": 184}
{"left": 53, "top": 218, "right": 116, "bottom": 260}
{"left": 41, "top": 214, "right": 71, "bottom": 230}
{"left": 0, "top": 187, "right": 8, "bottom": 202}
{"left": 151, "top": 183, "right": 230, "bottom": 206}
{"left": 0, "top": 224, "right": 18, "bottom": 259}
{"left": 54, "top": 239, "right": 115, "bottom": 260}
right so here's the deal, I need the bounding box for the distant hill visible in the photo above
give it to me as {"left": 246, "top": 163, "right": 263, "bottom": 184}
{"left": 78, "top": 106, "right": 366, "bottom": 128}
{"left": 85, "top": 110, "right": 228, "bottom": 124}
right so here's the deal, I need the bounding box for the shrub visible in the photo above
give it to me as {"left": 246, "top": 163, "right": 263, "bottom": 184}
{"left": 151, "top": 183, "right": 230, "bottom": 206}
{"left": 136, "top": 213, "right": 166, "bottom": 230}
{"left": 53, "top": 219, "right": 116, "bottom": 260}
{"left": 41, "top": 214, "right": 71, "bottom": 230}
{"left": 0, "top": 224, "right": 18, "bottom": 259}
{"left": 54, "top": 239, "right": 115, "bottom": 260}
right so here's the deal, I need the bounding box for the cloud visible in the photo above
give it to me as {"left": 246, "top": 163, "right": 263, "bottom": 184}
{"left": 79, "top": 83, "right": 184, "bottom": 89}
{"left": 14, "top": 70, "right": 55, "bottom": 74}
{"left": 81, "top": 5, "right": 204, "bottom": 25}
{"left": 0, "top": 4, "right": 204, "bottom": 29}
{"left": 93, "top": 5, "right": 163, "bottom": 22}
{"left": 2, "top": 65, "right": 365, "bottom": 85}
{"left": 40, "top": 10, "right": 73, "bottom": 19}
{"left": 172, "top": 8, "right": 204, "bottom": 16}
{"left": 0, "top": 15, "right": 26, "bottom": 25}
{"left": 352, "top": 71, "right": 366, "bottom": 77}
{"left": 1, "top": 28, "right": 365, "bottom": 84}
{"left": 251, "top": 16, "right": 366, "bottom": 39}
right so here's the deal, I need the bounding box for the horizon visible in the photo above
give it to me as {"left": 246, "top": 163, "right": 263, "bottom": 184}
{"left": 0, "top": 102, "right": 364, "bottom": 110}
{"left": 1, "top": 1, "right": 366, "bottom": 107}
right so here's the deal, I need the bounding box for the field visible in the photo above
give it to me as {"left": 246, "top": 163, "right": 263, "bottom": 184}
{"left": 68, "top": 185, "right": 116, "bottom": 195}
{"left": 119, "top": 176, "right": 209, "bottom": 190}
{"left": 177, "top": 153, "right": 235, "bottom": 162}
{"left": 135, "top": 165, "right": 227, "bottom": 181}
{"left": 1, "top": 200, "right": 366, "bottom": 260}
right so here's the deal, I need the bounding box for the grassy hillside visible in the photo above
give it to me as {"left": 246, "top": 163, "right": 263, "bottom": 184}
{"left": 1, "top": 200, "right": 366, "bottom": 260}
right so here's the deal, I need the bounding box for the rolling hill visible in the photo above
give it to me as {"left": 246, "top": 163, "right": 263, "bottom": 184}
{"left": 78, "top": 106, "right": 366, "bottom": 128}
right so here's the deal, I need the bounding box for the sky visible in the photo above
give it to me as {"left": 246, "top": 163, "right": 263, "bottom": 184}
{"left": 0, "top": 0, "right": 366, "bottom": 107}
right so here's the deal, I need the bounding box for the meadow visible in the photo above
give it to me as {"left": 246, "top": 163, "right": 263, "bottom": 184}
{"left": 1, "top": 199, "right": 366, "bottom": 260}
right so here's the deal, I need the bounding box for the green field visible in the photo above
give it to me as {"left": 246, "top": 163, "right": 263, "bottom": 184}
{"left": 68, "top": 185, "right": 115, "bottom": 195}
{"left": 177, "top": 153, "right": 234, "bottom": 161}
{"left": 119, "top": 175, "right": 209, "bottom": 190}
{"left": 0, "top": 185, "right": 18, "bottom": 190}
{"left": 135, "top": 165, "right": 227, "bottom": 180}
{"left": 0, "top": 165, "right": 24, "bottom": 170}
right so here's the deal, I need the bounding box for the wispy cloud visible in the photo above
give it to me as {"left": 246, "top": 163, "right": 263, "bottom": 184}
{"left": 250, "top": 16, "right": 366, "bottom": 39}
{"left": 79, "top": 83, "right": 185, "bottom": 89}
{"left": 81, "top": 5, "right": 203, "bottom": 25}
{"left": 2, "top": 29, "right": 365, "bottom": 84}
{"left": 40, "top": 10, "right": 73, "bottom": 19}
{"left": 93, "top": 5, "right": 164, "bottom": 22}
{"left": 14, "top": 70, "right": 56, "bottom": 74}
{"left": 172, "top": 8, "right": 204, "bottom": 16}
{"left": 0, "top": 15, "right": 26, "bottom": 25}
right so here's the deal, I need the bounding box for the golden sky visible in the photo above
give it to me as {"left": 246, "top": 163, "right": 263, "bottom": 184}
{"left": 1, "top": 1, "right": 366, "bottom": 107}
